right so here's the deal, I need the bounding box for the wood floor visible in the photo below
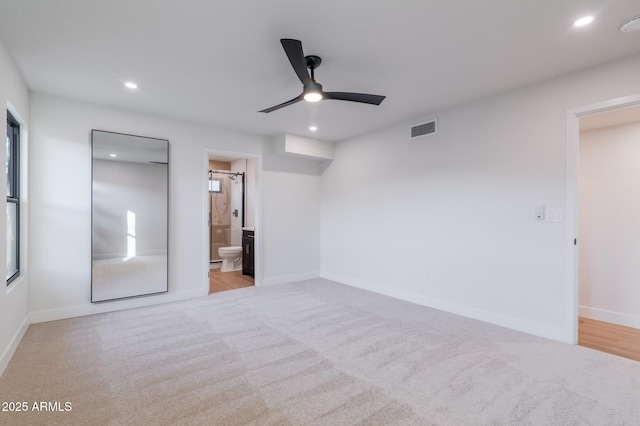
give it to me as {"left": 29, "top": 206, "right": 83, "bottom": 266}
{"left": 209, "top": 267, "right": 254, "bottom": 294}
{"left": 578, "top": 317, "right": 640, "bottom": 362}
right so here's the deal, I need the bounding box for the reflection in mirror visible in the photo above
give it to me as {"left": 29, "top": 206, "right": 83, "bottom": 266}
{"left": 91, "top": 130, "right": 169, "bottom": 302}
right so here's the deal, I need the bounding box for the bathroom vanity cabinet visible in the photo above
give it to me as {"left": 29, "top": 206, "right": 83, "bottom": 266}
{"left": 242, "top": 229, "right": 254, "bottom": 277}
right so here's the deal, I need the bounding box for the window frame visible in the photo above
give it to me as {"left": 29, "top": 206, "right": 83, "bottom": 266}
{"left": 7, "top": 111, "right": 20, "bottom": 285}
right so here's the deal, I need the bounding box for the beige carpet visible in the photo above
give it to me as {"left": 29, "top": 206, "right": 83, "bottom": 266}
{"left": 1, "top": 279, "right": 639, "bottom": 425}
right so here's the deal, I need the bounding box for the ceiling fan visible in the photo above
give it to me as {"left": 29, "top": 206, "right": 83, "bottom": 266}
{"left": 259, "top": 39, "right": 386, "bottom": 113}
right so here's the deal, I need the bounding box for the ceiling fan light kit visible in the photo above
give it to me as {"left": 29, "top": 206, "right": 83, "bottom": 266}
{"left": 259, "top": 39, "right": 385, "bottom": 113}
{"left": 303, "top": 79, "right": 323, "bottom": 102}
{"left": 303, "top": 91, "right": 322, "bottom": 102}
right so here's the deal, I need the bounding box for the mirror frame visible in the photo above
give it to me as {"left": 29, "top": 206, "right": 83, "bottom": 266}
{"left": 90, "top": 129, "right": 169, "bottom": 303}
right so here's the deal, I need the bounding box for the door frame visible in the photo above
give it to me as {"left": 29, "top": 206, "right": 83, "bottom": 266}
{"left": 203, "top": 149, "right": 262, "bottom": 290}
{"left": 566, "top": 92, "right": 640, "bottom": 344}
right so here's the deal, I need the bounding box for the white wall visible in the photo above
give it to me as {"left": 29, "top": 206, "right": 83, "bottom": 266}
{"left": 579, "top": 121, "right": 640, "bottom": 328}
{"left": 321, "top": 53, "right": 640, "bottom": 343}
{"left": 28, "top": 92, "right": 322, "bottom": 321}
{"left": 261, "top": 153, "right": 322, "bottom": 285}
{"left": 0, "top": 38, "right": 30, "bottom": 375}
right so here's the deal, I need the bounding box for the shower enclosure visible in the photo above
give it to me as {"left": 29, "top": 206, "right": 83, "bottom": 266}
{"left": 209, "top": 170, "right": 244, "bottom": 263}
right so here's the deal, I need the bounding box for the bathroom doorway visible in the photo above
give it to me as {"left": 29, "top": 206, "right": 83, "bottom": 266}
{"left": 206, "top": 153, "right": 258, "bottom": 294}
{"left": 575, "top": 102, "right": 640, "bottom": 361}
{"left": 566, "top": 92, "right": 640, "bottom": 355}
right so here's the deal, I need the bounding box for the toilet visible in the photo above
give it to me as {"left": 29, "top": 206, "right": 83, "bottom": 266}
{"left": 218, "top": 246, "right": 242, "bottom": 272}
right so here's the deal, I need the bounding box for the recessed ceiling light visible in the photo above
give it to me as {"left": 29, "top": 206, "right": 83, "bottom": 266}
{"left": 620, "top": 16, "right": 640, "bottom": 33}
{"left": 573, "top": 16, "right": 594, "bottom": 27}
{"left": 124, "top": 81, "right": 138, "bottom": 89}
{"left": 109, "top": 153, "right": 117, "bottom": 158}
{"left": 309, "top": 126, "right": 318, "bottom": 131}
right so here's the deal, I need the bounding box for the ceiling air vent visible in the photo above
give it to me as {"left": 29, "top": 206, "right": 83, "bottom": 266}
{"left": 410, "top": 119, "right": 437, "bottom": 139}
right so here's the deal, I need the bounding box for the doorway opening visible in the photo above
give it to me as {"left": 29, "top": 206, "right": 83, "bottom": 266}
{"left": 567, "top": 93, "right": 640, "bottom": 361}
{"left": 205, "top": 151, "right": 259, "bottom": 294}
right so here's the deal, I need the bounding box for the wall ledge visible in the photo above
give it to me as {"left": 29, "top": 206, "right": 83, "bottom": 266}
{"left": 273, "top": 133, "right": 334, "bottom": 161}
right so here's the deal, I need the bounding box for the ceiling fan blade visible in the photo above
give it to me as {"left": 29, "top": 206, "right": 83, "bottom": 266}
{"left": 258, "top": 94, "right": 304, "bottom": 113}
{"left": 280, "top": 39, "right": 311, "bottom": 85}
{"left": 324, "top": 92, "right": 386, "bottom": 105}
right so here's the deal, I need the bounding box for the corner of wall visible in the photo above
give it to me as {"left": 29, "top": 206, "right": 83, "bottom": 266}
{"left": 0, "top": 315, "right": 29, "bottom": 376}
{"left": 0, "top": 34, "right": 31, "bottom": 377}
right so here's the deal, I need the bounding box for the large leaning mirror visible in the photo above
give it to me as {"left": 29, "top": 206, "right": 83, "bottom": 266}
{"left": 91, "top": 130, "right": 169, "bottom": 303}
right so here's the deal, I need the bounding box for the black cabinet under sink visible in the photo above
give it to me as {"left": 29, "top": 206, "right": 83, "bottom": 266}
{"left": 242, "top": 229, "right": 254, "bottom": 277}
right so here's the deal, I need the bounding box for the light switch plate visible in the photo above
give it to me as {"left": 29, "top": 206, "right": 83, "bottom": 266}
{"left": 545, "top": 207, "right": 563, "bottom": 222}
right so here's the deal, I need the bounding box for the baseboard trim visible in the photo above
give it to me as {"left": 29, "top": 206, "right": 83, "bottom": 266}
{"left": 261, "top": 271, "right": 320, "bottom": 287}
{"left": 0, "top": 315, "right": 30, "bottom": 377}
{"left": 30, "top": 289, "right": 208, "bottom": 324}
{"left": 321, "top": 272, "right": 568, "bottom": 343}
{"left": 578, "top": 305, "right": 640, "bottom": 329}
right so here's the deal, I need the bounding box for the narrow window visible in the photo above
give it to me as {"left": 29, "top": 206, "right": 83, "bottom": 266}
{"left": 6, "top": 111, "right": 20, "bottom": 284}
{"left": 209, "top": 178, "right": 222, "bottom": 193}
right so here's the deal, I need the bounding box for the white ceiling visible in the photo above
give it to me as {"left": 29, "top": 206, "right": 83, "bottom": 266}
{"left": 1, "top": 1, "right": 639, "bottom": 142}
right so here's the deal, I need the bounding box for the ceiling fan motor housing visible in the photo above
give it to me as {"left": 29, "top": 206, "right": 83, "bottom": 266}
{"left": 304, "top": 80, "right": 323, "bottom": 92}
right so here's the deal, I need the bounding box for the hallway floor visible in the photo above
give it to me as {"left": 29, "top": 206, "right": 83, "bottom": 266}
{"left": 578, "top": 317, "right": 640, "bottom": 362}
